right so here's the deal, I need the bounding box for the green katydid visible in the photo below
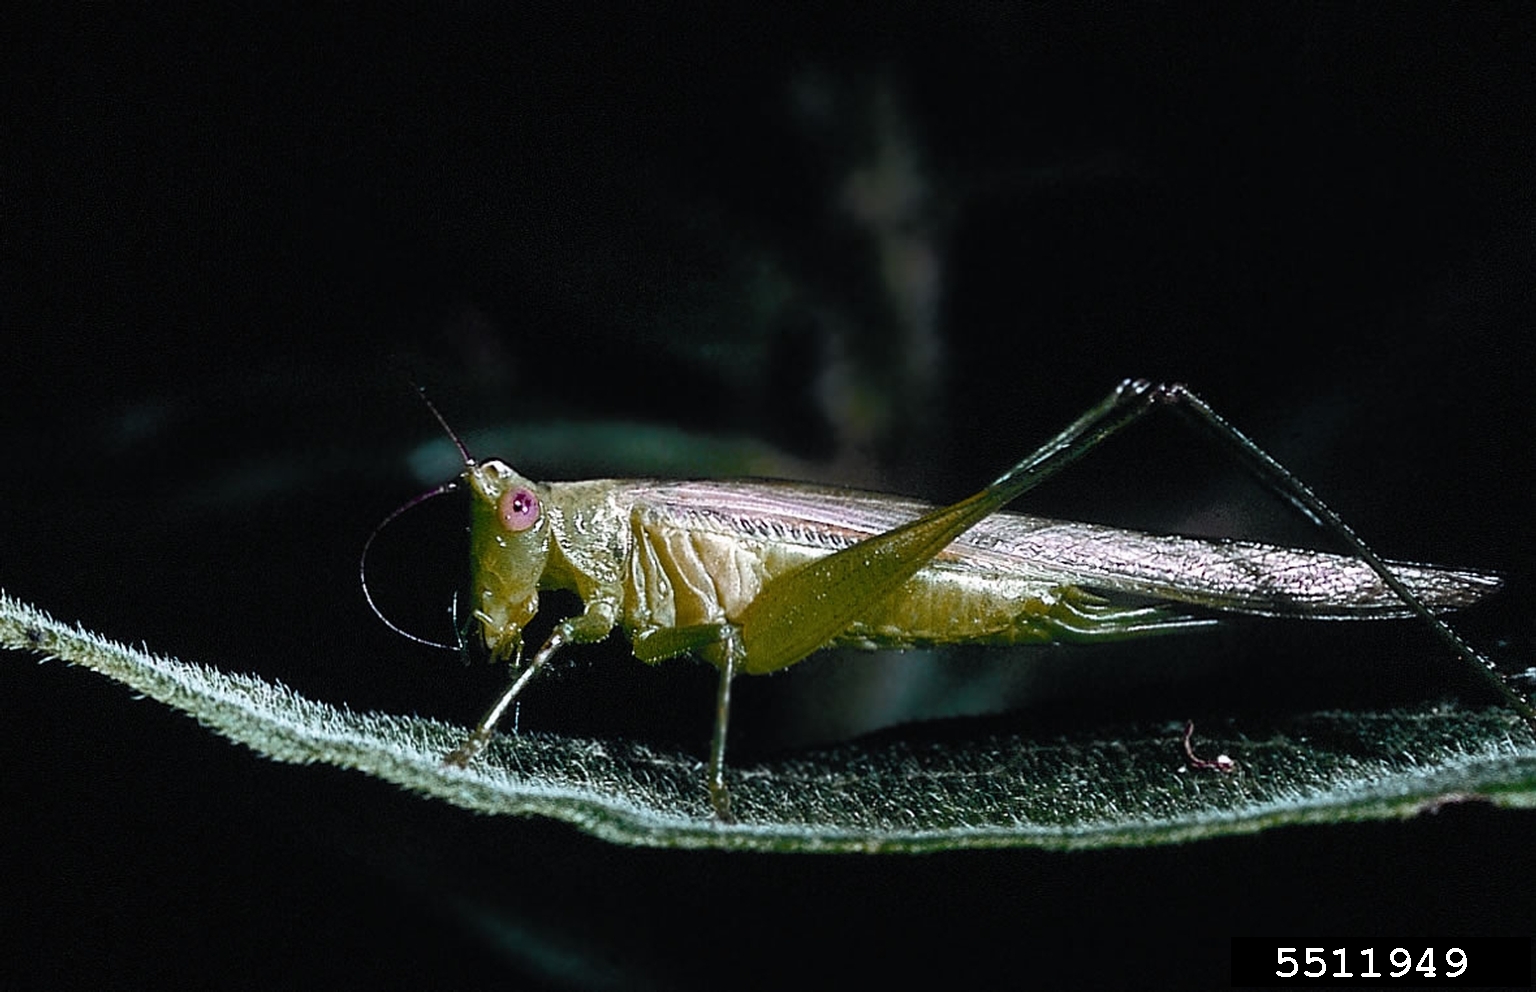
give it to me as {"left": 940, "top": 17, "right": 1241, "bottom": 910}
{"left": 365, "top": 380, "right": 1530, "bottom": 821}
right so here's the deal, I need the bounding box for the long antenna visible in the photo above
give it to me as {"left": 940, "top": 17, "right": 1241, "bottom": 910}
{"left": 414, "top": 380, "right": 475, "bottom": 467}
{"left": 360, "top": 482, "right": 462, "bottom": 651}
{"left": 361, "top": 382, "right": 479, "bottom": 652}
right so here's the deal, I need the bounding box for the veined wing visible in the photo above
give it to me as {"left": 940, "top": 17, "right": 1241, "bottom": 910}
{"left": 629, "top": 480, "right": 1502, "bottom": 620}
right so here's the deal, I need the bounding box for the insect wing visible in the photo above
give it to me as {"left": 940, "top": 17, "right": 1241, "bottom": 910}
{"left": 633, "top": 481, "right": 1500, "bottom": 621}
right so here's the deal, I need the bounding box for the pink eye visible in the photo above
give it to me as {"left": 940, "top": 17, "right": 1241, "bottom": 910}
{"left": 499, "top": 486, "right": 541, "bottom": 532}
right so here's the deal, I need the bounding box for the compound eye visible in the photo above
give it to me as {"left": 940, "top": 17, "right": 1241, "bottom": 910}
{"left": 499, "top": 486, "right": 541, "bottom": 532}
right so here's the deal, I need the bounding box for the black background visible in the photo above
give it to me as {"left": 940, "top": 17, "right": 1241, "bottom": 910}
{"left": 5, "top": 6, "right": 1534, "bottom": 988}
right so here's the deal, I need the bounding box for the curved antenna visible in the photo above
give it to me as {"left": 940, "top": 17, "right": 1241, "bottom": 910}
{"left": 360, "top": 480, "right": 463, "bottom": 652}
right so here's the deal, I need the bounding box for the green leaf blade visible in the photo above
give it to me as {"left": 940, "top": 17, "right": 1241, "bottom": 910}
{"left": 5, "top": 590, "right": 1533, "bottom": 853}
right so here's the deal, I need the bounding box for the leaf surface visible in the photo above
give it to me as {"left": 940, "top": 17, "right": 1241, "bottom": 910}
{"left": 5, "top": 591, "right": 1533, "bottom": 853}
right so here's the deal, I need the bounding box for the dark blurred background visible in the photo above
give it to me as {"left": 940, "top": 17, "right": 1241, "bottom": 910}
{"left": 5, "top": 5, "right": 1534, "bottom": 988}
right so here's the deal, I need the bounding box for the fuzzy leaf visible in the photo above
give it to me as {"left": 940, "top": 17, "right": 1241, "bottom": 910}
{"left": 4, "top": 591, "right": 1533, "bottom": 852}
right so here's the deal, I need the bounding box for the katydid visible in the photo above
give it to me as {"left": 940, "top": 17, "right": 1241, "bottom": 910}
{"left": 365, "top": 380, "right": 1529, "bottom": 821}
